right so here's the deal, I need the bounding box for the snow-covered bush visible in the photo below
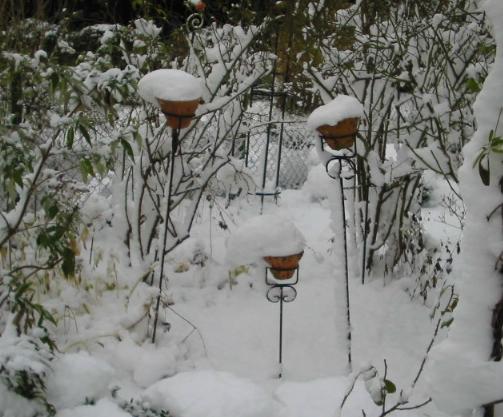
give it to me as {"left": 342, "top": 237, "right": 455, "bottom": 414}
{"left": 427, "top": 0, "right": 503, "bottom": 412}
{"left": 0, "top": 17, "right": 170, "bottom": 406}
{"left": 85, "top": 19, "right": 275, "bottom": 341}
{"left": 306, "top": 0, "right": 494, "bottom": 286}
{"left": 0, "top": 330, "right": 56, "bottom": 416}
{"left": 0, "top": 7, "right": 274, "bottom": 342}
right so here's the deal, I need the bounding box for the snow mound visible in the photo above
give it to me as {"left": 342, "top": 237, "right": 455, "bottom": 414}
{"left": 307, "top": 95, "right": 364, "bottom": 130}
{"left": 275, "top": 377, "right": 376, "bottom": 417}
{"left": 46, "top": 351, "right": 115, "bottom": 409}
{"left": 143, "top": 370, "right": 273, "bottom": 417}
{"left": 302, "top": 164, "right": 333, "bottom": 201}
{"left": 226, "top": 214, "right": 305, "bottom": 266}
{"left": 56, "top": 398, "right": 130, "bottom": 417}
{"left": 100, "top": 337, "right": 179, "bottom": 387}
{"left": 427, "top": 342, "right": 503, "bottom": 413}
{"left": 138, "top": 69, "right": 202, "bottom": 104}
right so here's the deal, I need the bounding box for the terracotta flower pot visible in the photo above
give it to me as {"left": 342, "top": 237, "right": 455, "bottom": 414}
{"left": 157, "top": 98, "right": 200, "bottom": 129}
{"left": 264, "top": 251, "right": 304, "bottom": 280}
{"left": 317, "top": 117, "right": 359, "bottom": 150}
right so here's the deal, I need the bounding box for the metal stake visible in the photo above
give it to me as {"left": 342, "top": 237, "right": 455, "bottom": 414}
{"left": 152, "top": 127, "right": 179, "bottom": 343}
{"left": 265, "top": 268, "right": 299, "bottom": 378}
{"left": 324, "top": 141, "right": 357, "bottom": 371}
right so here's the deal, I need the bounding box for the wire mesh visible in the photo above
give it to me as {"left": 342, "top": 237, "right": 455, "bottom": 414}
{"left": 239, "top": 102, "right": 312, "bottom": 191}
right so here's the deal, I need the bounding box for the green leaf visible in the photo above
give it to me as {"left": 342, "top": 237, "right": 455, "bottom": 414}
{"left": 78, "top": 122, "right": 92, "bottom": 146}
{"left": 36, "top": 231, "right": 50, "bottom": 248}
{"left": 441, "top": 317, "right": 454, "bottom": 328}
{"left": 44, "top": 203, "right": 59, "bottom": 220}
{"left": 465, "top": 78, "right": 480, "bottom": 93}
{"left": 472, "top": 149, "right": 485, "bottom": 168}
{"left": 66, "top": 126, "right": 75, "bottom": 149}
{"left": 95, "top": 160, "right": 107, "bottom": 177}
{"left": 61, "top": 247, "right": 76, "bottom": 277}
{"left": 50, "top": 72, "right": 59, "bottom": 94}
{"left": 478, "top": 158, "right": 490, "bottom": 186}
{"left": 447, "top": 296, "right": 458, "bottom": 313}
{"left": 133, "top": 130, "right": 143, "bottom": 147}
{"left": 384, "top": 379, "right": 396, "bottom": 394}
{"left": 121, "top": 138, "right": 134, "bottom": 160}
{"left": 79, "top": 159, "right": 94, "bottom": 182}
{"left": 12, "top": 169, "right": 23, "bottom": 187}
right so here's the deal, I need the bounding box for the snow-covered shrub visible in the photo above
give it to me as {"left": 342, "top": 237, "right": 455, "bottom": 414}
{"left": 0, "top": 15, "right": 174, "bottom": 336}
{"left": 120, "top": 398, "right": 171, "bottom": 417}
{"left": 0, "top": 331, "right": 56, "bottom": 416}
{"left": 85, "top": 19, "right": 275, "bottom": 341}
{"left": 427, "top": 0, "right": 503, "bottom": 412}
{"left": 0, "top": 7, "right": 274, "bottom": 341}
{"left": 306, "top": 0, "right": 494, "bottom": 285}
{"left": 340, "top": 363, "right": 431, "bottom": 417}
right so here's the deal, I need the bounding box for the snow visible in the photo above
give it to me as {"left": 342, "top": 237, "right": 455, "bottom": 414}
{"left": 98, "top": 337, "right": 180, "bottom": 387}
{"left": 3, "top": 6, "right": 502, "bottom": 417}
{"left": 0, "top": 173, "right": 458, "bottom": 417}
{"left": 144, "top": 370, "right": 273, "bottom": 417}
{"left": 138, "top": 69, "right": 203, "bottom": 105}
{"left": 427, "top": 344, "right": 503, "bottom": 413}
{"left": 426, "top": 0, "right": 503, "bottom": 413}
{"left": 225, "top": 214, "right": 306, "bottom": 266}
{"left": 0, "top": 384, "right": 45, "bottom": 417}
{"left": 306, "top": 95, "right": 364, "bottom": 131}
{"left": 134, "top": 18, "right": 161, "bottom": 38}
{"left": 46, "top": 351, "right": 116, "bottom": 409}
{"left": 274, "top": 377, "right": 375, "bottom": 417}
{"left": 56, "top": 398, "right": 131, "bottom": 417}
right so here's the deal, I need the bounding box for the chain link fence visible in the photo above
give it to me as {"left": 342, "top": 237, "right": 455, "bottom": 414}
{"left": 237, "top": 101, "right": 313, "bottom": 191}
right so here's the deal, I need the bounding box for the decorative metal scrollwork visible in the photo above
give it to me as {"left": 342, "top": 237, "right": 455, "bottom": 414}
{"left": 186, "top": 13, "right": 204, "bottom": 32}
{"left": 264, "top": 266, "right": 299, "bottom": 377}
{"left": 323, "top": 139, "right": 357, "bottom": 180}
{"left": 266, "top": 285, "right": 297, "bottom": 303}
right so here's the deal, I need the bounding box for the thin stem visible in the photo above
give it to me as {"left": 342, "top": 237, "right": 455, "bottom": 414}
{"left": 152, "top": 128, "right": 179, "bottom": 343}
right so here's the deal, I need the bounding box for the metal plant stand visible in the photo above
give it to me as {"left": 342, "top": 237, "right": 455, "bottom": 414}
{"left": 152, "top": 124, "right": 181, "bottom": 343}
{"left": 151, "top": 10, "right": 204, "bottom": 343}
{"left": 265, "top": 267, "right": 299, "bottom": 378}
{"left": 322, "top": 140, "right": 357, "bottom": 371}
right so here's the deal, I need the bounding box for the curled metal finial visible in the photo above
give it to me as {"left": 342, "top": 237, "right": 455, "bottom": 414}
{"left": 266, "top": 285, "right": 297, "bottom": 303}
{"left": 325, "top": 157, "right": 356, "bottom": 180}
{"left": 186, "top": 13, "right": 204, "bottom": 31}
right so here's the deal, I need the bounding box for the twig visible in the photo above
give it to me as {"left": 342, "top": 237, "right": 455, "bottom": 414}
{"left": 167, "top": 306, "right": 208, "bottom": 357}
{"left": 340, "top": 365, "right": 374, "bottom": 411}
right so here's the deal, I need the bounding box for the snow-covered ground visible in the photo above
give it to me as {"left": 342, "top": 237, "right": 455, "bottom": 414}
{"left": 1, "top": 166, "right": 462, "bottom": 417}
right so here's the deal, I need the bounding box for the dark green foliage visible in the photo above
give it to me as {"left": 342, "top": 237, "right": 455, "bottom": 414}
{"left": 473, "top": 110, "right": 503, "bottom": 186}
{"left": 120, "top": 398, "right": 172, "bottom": 417}
{"left": 384, "top": 379, "right": 396, "bottom": 394}
{"left": 0, "top": 335, "right": 56, "bottom": 416}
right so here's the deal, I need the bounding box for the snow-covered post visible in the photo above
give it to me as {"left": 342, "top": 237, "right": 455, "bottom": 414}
{"left": 138, "top": 69, "right": 203, "bottom": 343}
{"left": 226, "top": 214, "right": 305, "bottom": 378}
{"left": 307, "top": 95, "right": 364, "bottom": 373}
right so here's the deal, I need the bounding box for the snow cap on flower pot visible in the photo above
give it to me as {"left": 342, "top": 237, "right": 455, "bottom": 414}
{"left": 138, "top": 69, "right": 203, "bottom": 129}
{"left": 307, "top": 95, "right": 364, "bottom": 150}
{"left": 226, "top": 214, "right": 305, "bottom": 280}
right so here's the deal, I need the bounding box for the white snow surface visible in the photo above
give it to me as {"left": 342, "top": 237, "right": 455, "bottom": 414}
{"left": 56, "top": 398, "right": 131, "bottom": 417}
{"left": 306, "top": 95, "right": 364, "bottom": 130}
{"left": 46, "top": 351, "right": 116, "bottom": 409}
{"left": 143, "top": 370, "right": 273, "bottom": 417}
{"left": 18, "top": 177, "right": 455, "bottom": 417}
{"left": 138, "top": 69, "right": 202, "bottom": 104}
{"left": 225, "top": 214, "right": 306, "bottom": 266}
